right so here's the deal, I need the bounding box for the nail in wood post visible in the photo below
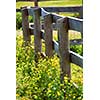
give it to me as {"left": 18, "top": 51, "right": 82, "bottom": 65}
{"left": 44, "top": 14, "right": 53, "bottom": 57}
{"left": 22, "top": 7, "right": 31, "bottom": 45}
{"left": 34, "top": 8, "right": 41, "bottom": 62}
{"left": 57, "top": 17, "right": 71, "bottom": 82}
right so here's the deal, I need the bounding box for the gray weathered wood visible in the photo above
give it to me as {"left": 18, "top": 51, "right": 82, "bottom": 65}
{"left": 27, "top": 7, "right": 35, "bottom": 16}
{"left": 17, "top": 6, "right": 83, "bottom": 14}
{"left": 28, "top": 25, "right": 83, "bottom": 45}
{"left": 44, "top": 14, "right": 53, "bottom": 57}
{"left": 22, "top": 6, "right": 83, "bottom": 68}
{"left": 52, "top": 13, "right": 83, "bottom": 33}
{"left": 34, "top": 8, "right": 41, "bottom": 62}
{"left": 43, "top": 6, "right": 82, "bottom": 13}
{"left": 41, "top": 8, "right": 83, "bottom": 33}
{"left": 68, "top": 16, "right": 83, "bottom": 34}
{"left": 28, "top": 26, "right": 83, "bottom": 68}
{"left": 23, "top": 6, "right": 82, "bottom": 16}
{"left": 22, "top": 7, "right": 31, "bottom": 45}
{"left": 52, "top": 40, "right": 83, "bottom": 68}
{"left": 70, "top": 51, "right": 83, "bottom": 68}
{"left": 53, "top": 40, "right": 83, "bottom": 68}
{"left": 57, "top": 17, "right": 71, "bottom": 81}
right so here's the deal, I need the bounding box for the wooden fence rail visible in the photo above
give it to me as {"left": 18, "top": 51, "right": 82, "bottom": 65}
{"left": 17, "top": 6, "right": 83, "bottom": 18}
{"left": 21, "top": 6, "right": 83, "bottom": 81}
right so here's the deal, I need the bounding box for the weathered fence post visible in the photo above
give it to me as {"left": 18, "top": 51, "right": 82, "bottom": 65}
{"left": 34, "top": 8, "right": 41, "bottom": 62}
{"left": 57, "top": 17, "right": 71, "bottom": 82}
{"left": 22, "top": 7, "right": 31, "bottom": 46}
{"left": 44, "top": 14, "right": 53, "bottom": 57}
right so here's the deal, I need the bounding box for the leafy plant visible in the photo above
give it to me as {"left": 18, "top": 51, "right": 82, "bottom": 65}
{"left": 16, "top": 35, "right": 83, "bottom": 100}
{"left": 70, "top": 45, "right": 83, "bottom": 56}
{"left": 16, "top": 12, "right": 22, "bottom": 29}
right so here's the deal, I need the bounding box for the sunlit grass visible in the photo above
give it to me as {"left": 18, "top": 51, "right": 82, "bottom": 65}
{"left": 39, "top": 0, "right": 82, "bottom": 7}
{"left": 16, "top": 0, "right": 82, "bottom": 9}
{"left": 16, "top": 1, "right": 34, "bottom": 9}
{"left": 52, "top": 30, "right": 81, "bottom": 41}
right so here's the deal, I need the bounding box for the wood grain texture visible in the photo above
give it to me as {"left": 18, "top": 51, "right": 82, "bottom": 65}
{"left": 57, "top": 17, "right": 71, "bottom": 81}
{"left": 44, "top": 14, "right": 53, "bottom": 57}
{"left": 41, "top": 8, "right": 83, "bottom": 33}
{"left": 28, "top": 27, "right": 83, "bottom": 68}
{"left": 34, "top": 8, "right": 41, "bottom": 62}
{"left": 22, "top": 7, "right": 31, "bottom": 45}
{"left": 52, "top": 13, "right": 83, "bottom": 33}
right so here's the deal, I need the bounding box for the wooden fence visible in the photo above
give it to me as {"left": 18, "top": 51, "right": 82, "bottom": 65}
{"left": 17, "top": 6, "right": 83, "bottom": 18}
{"left": 21, "top": 6, "right": 83, "bottom": 81}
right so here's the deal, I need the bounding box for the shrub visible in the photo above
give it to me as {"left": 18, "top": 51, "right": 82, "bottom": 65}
{"left": 70, "top": 45, "right": 83, "bottom": 56}
{"left": 16, "top": 35, "right": 83, "bottom": 100}
{"left": 16, "top": 12, "right": 22, "bottom": 29}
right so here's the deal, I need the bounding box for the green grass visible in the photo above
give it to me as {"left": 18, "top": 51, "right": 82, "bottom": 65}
{"left": 16, "top": 1, "right": 34, "bottom": 9}
{"left": 52, "top": 30, "right": 81, "bottom": 41}
{"left": 39, "top": 0, "right": 82, "bottom": 7}
{"left": 16, "top": 0, "right": 82, "bottom": 9}
{"left": 16, "top": 0, "right": 82, "bottom": 29}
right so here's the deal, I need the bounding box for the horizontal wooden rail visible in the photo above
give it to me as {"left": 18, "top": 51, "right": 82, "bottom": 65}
{"left": 52, "top": 38, "right": 83, "bottom": 68}
{"left": 21, "top": 7, "right": 83, "bottom": 69}
{"left": 18, "top": 6, "right": 81, "bottom": 11}
{"left": 28, "top": 25, "right": 83, "bottom": 68}
{"left": 41, "top": 8, "right": 83, "bottom": 33}
{"left": 21, "top": 7, "right": 83, "bottom": 85}
{"left": 70, "top": 51, "right": 83, "bottom": 68}
{"left": 17, "top": 6, "right": 82, "bottom": 12}
{"left": 52, "top": 40, "right": 83, "bottom": 68}
{"left": 40, "top": 6, "right": 82, "bottom": 12}
{"left": 29, "top": 25, "right": 83, "bottom": 45}
{"left": 20, "top": 7, "right": 83, "bottom": 34}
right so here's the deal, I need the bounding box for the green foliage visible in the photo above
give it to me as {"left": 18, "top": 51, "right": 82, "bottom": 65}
{"left": 16, "top": 35, "right": 83, "bottom": 100}
{"left": 70, "top": 45, "right": 83, "bottom": 56}
{"left": 16, "top": 12, "right": 33, "bottom": 30}
{"left": 16, "top": 12, "right": 22, "bottom": 30}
